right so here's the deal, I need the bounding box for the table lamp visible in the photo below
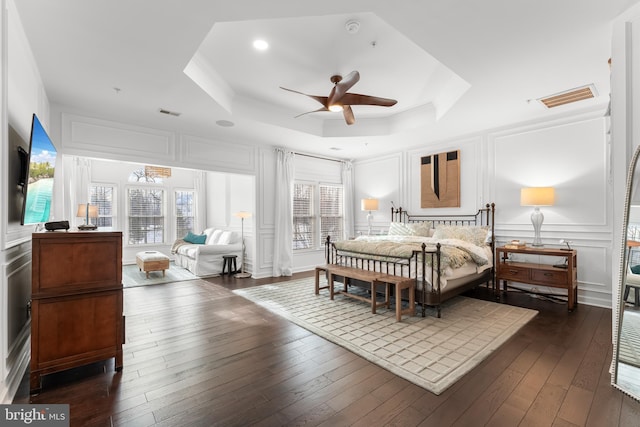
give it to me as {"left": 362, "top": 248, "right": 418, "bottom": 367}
{"left": 361, "top": 198, "right": 379, "bottom": 235}
{"left": 520, "top": 187, "right": 555, "bottom": 246}
{"left": 77, "top": 203, "right": 99, "bottom": 230}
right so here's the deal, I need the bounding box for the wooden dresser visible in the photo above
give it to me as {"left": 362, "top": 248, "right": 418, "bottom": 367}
{"left": 496, "top": 245, "right": 578, "bottom": 311}
{"left": 30, "top": 231, "right": 123, "bottom": 394}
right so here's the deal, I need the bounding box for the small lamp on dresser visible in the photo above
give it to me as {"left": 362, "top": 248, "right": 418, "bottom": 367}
{"left": 520, "top": 187, "right": 555, "bottom": 246}
{"left": 76, "top": 203, "right": 98, "bottom": 230}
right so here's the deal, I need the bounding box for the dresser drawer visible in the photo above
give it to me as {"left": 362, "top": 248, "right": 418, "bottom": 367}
{"left": 497, "top": 264, "right": 530, "bottom": 281}
{"left": 531, "top": 269, "right": 568, "bottom": 286}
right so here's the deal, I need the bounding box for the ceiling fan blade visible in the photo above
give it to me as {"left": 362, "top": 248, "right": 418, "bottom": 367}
{"left": 343, "top": 105, "right": 355, "bottom": 125}
{"left": 294, "top": 107, "right": 329, "bottom": 118}
{"left": 340, "top": 93, "right": 397, "bottom": 107}
{"left": 328, "top": 70, "right": 360, "bottom": 106}
{"left": 280, "top": 87, "right": 328, "bottom": 107}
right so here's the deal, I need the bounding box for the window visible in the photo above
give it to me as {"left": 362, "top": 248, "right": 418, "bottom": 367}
{"left": 89, "top": 185, "right": 115, "bottom": 229}
{"left": 320, "top": 185, "right": 344, "bottom": 243}
{"left": 293, "top": 182, "right": 343, "bottom": 250}
{"left": 293, "top": 183, "right": 314, "bottom": 249}
{"left": 175, "top": 190, "right": 195, "bottom": 239}
{"left": 128, "top": 188, "right": 164, "bottom": 245}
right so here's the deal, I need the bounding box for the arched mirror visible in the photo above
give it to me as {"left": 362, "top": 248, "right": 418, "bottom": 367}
{"left": 613, "top": 144, "right": 640, "bottom": 400}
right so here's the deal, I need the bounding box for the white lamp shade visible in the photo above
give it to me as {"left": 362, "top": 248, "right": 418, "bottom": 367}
{"left": 361, "top": 198, "right": 379, "bottom": 211}
{"left": 76, "top": 204, "right": 99, "bottom": 218}
{"left": 520, "top": 187, "right": 555, "bottom": 206}
{"left": 234, "top": 211, "right": 252, "bottom": 219}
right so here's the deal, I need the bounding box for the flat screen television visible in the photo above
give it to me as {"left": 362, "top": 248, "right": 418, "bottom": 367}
{"left": 20, "top": 114, "right": 57, "bottom": 225}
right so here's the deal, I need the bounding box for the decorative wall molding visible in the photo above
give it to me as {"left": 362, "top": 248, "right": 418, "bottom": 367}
{"left": 179, "top": 133, "right": 255, "bottom": 174}
{"left": 62, "top": 113, "right": 176, "bottom": 161}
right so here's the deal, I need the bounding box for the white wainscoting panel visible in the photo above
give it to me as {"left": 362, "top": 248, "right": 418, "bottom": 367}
{"left": 179, "top": 134, "right": 255, "bottom": 174}
{"left": 493, "top": 117, "right": 608, "bottom": 228}
{"left": 354, "top": 153, "right": 403, "bottom": 233}
{"left": 62, "top": 113, "right": 175, "bottom": 161}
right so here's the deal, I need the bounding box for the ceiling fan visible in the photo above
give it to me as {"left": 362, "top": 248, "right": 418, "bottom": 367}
{"left": 280, "top": 70, "right": 397, "bottom": 125}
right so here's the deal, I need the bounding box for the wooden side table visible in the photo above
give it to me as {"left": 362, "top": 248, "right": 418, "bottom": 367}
{"left": 495, "top": 246, "right": 578, "bottom": 311}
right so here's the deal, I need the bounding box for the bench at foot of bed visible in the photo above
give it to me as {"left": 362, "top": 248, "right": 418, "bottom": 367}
{"left": 321, "top": 264, "right": 415, "bottom": 321}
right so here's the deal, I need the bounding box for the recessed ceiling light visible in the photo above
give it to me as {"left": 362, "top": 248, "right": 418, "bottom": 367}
{"left": 216, "top": 120, "right": 234, "bottom": 127}
{"left": 253, "top": 39, "right": 269, "bottom": 51}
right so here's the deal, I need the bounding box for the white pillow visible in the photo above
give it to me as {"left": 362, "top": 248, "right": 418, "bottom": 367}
{"left": 206, "top": 229, "right": 223, "bottom": 245}
{"left": 217, "top": 231, "right": 238, "bottom": 245}
{"left": 388, "top": 222, "right": 413, "bottom": 236}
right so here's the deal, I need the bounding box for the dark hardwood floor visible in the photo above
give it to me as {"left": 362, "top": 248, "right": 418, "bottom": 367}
{"left": 13, "top": 271, "right": 640, "bottom": 426}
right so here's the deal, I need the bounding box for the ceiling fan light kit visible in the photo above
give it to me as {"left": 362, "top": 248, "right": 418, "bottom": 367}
{"left": 281, "top": 70, "right": 397, "bottom": 125}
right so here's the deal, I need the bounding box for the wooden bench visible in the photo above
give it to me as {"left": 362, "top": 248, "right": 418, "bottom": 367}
{"left": 317, "top": 264, "right": 416, "bottom": 321}
{"left": 377, "top": 273, "right": 415, "bottom": 321}
{"left": 325, "top": 265, "right": 391, "bottom": 315}
{"left": 314, "top": 265, "right": 330, "bottom": 295}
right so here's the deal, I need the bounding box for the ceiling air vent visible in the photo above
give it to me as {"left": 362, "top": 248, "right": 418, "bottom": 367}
{"left": 159, "top": 108, "right": 181, "bottom": 117}
{"left": 538, "top": 85, "right": 597, "bottom": 108}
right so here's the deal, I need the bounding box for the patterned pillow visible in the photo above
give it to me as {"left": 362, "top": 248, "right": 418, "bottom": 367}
{"left": 407, "top": 221, "right": 433, "bottom": 237}
{"left": 388, "top": 222, "right": 413, "bottom": 236}
{"left": 388, "top": 221, "right": 433, "bottom": 236}
{"left": 432, "top": 225, "right": 489, "bottom": 246}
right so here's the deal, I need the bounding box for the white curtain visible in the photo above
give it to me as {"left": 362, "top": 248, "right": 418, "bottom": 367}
{"left": 69, "top": 157, "right": 91, "bottom": 227}
{"left": 342, "top": 160, "right": 355, "bottom": 240}
{"left": 273, "top": 148, "right": 294, "bottom": 276}
{"left": 194, "top": 170, "right": 206, "bottom": 232}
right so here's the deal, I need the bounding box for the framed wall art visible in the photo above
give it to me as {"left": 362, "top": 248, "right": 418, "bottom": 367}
{"left": 420, "top": 150, "right": 460, "bottom": 208}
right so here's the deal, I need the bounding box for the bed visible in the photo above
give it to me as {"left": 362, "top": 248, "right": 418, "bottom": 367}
{"left": 325, "top": 203, "right": 495, "bottom": 317}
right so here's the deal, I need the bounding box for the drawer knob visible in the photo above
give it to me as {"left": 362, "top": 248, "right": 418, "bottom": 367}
{"left": 509, "top": 270, "right": 519, "bottom": 274}
{"left": 544, "top": 273, "right": 553, "bottom": 276}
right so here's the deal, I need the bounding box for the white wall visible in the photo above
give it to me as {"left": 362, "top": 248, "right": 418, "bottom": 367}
{"left": 0, "top": 0, "right": 49, "bottom": 403}
{"left": 355, "top": 111, "right": 613, "bottom": 307}
{"left": 66, "top": 157, "right": 218, "bottom": 264}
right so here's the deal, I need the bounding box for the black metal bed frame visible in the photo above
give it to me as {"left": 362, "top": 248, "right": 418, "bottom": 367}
{"left": 325, "top": 202, "right": 495, "bottom": 317}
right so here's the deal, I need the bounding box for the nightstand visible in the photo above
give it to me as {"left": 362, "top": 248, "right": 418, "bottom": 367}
{"left": 495, "top": 246, "right": 578, "bottom": 311}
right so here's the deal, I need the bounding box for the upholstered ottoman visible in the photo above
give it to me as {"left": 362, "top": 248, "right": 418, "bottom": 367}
{"left": 136, "top": 251, "right": 170, "bottom": 278}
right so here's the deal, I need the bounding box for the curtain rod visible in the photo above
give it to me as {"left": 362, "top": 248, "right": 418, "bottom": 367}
{"left": 293, "top": 151, "right": 345, "bottom": 163}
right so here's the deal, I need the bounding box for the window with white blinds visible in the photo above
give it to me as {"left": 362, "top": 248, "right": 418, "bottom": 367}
{"left": 127, "top": 188, "right": 164, "bottom": 245}
{"left": 293, "top": 182, "right": 343, "bottom": 250}
{"left": 320, "top": 185, "right": 343, "bottom": 243}
{"left": 175, "top": 190, "right": 195, "bottom": 239}
{"left": 89, "top": 185, "right": 115, "bottom": 229}
{"left": 293, "top": 183, "right": 314, "bottom": 249}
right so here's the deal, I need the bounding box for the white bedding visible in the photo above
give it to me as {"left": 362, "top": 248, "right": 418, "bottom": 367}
{"left": 334, "top": 234, "right": 493, "bottom": 291}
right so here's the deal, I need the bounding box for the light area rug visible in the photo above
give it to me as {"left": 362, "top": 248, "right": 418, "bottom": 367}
{"left": 122, "top": 261, "right": 200, "bottom": 288}
{"left": 233, "top": 277, "right": 538, "bottom": 395}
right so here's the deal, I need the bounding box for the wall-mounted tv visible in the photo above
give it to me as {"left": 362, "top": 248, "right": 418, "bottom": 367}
{"left": 20, "top": 114, "right": 57, "bottom": 225}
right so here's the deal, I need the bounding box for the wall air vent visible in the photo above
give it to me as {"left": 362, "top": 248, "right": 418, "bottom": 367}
{"left": 159, "top": 108, "right": 181, "bottom": 117}
{"left": 538, "top": 85, "right": 597, "bottom": 108}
